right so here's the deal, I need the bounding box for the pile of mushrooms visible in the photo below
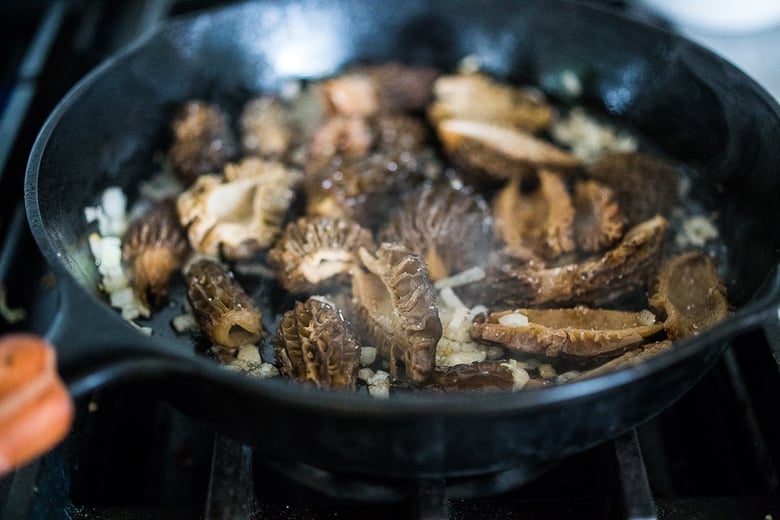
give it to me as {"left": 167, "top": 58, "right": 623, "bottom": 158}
{"left": 112, "top": 63, "right": 730, "bottom": 395}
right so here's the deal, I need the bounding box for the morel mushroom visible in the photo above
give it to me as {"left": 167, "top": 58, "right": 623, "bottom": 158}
{"left": 268, "top": 216, "right": 376, "bottom": 293}
{"left": 185, "top": 258, "right": 264, "bottom": 348}
{"left": 176, "top": 157, "right": 302, "bottom": 259}
{"left": 304, "top": 114, "right": 438, "bottom": 227}
{"left": 470, "top": 307, "right": 664, "bottom": 357}
{"left": 649, "top": 252, "right": 729, "bottom": 339}
{"left": 429, "top": 72, "right": 555, "bottom": 132}
{"left": 122, "top": 199, "right": 189, "bottom": 308}
{"left": 493, "top": 170, "right": 575, "bottom": 262}
{"left": 573, "top": 340, "right": 673, "bottom": 381}
{"left": 379, "top": 183, "right": 493, "bottom": 281}
{"left": 169, "top": 100, "right": 238, "bottom": 184}
{"left": 573, "top": 180, "right": 625, "bottom": 253}
{"left": 273, "top": 296, "right": 361, "bottom": 389}
{"left": 436, "top": 119, "right": 582, "bottom": 182}
{"left": 351, "top": 244, "right": 442, "bottom": 383}
{"left": 587, "top": 151, "right": 679, "bottom": 227}
{"left": 239, "top": 96, "right": 298, "bottom": 159}
{"left": 427, "top": 360, "right": 531, "bottom": 392}
{"left": 319, "top": 63, "right": 439, "bottom": 116}
{"left": 458, "top": 216, "right": 668, "bottom": 308}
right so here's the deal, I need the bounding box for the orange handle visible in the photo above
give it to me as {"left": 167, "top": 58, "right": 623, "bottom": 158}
{"left": 0, "top": 334, "right": 74, "bottom": 476}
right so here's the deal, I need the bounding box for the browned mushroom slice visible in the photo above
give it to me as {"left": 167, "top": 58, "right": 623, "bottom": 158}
{"left": 267, "top": 216, "right": 376, "bottom": 293}
{"left": 573, "top": 341, "right": 673, "bottom": 381}
{"left": 493, "top": 170, "right": 575, "bottom": 261}
{"left": 239, "top": 96, "right": 298, "bottom": 159}
{"left": 272, "top": 296, "right": 361, "bottom": 389}
{"left": 304, "top": 114, "right": 437, "bottom": 227}
{"left": 169, "top": 100, "right": 238, "bottom": 184}
{"left": 649, "top": 252, "right": 729, "bottom": 339}
{"left": 319, "top": 63, "right": 439, "bottom": 116}
{"left": 437, "top": 119, "right": 582, "bottom": 182}
{"left": 122, "top": 199, "right": 189, "bottom": 308}
{"left": 379, "top": 183, "right": 493, "bottom": 281}
{"left": 573, "top": 180, "right": 625, "bottom": 253}
{"left": 459, "top": 216, "right": 668, "bottom": 308}
{"left": 428, "top": 73, "right": 555, "bottom": 132}
{"left": 351, "top": 244, "right": 442, "bottom": 383}
{"left": 470, "top": 307, "right": 663, "bottom": 357}
{"left": 427, "top": 360, "right": 531, "bottom": 392}
{"left": 308, "top": 115, "right": 375, "bottom": 162}
{"left": 587, "top": 151, "right": 679, "bottom": 227}
{"left": 176, "top": 158, "right": 302, "bottom": 260}
{"left": 185, "top": 259, "right": 264, "bottom": 348}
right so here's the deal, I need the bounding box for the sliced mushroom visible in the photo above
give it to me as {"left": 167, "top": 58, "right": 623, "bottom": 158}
{"left": 239, "top": 96, "right": 298, "bottom": 159}
{"left": 587, "top": 151, "right": 679, "bottom": 227}
{"left": 176, "top": 157, "right": 302, "bottom": 259}
{"left": 267, "top": 216, "right": 376, "bottom": 293}
{"left": 272, "top": 296, "right": 361, "bottom": 389}
{"left": 426, "top": 360, "right": 530, "bottom": 392}
{"left": 122, "top": 199, "right": 189, "bottom": 308}
{"left": 379, "top": 183, "right": 493, "bottom": 281}
{"left": 573, "top": 179, "right": 625, "bottom": 253}
{"left": 169, "top": 100, "right": 238, "bottom": 184}
{"left": 185, "top": 258, "right": 264, "bottom": 348}
{"left": 304, "top": 114, "right": 438, "bottom": 227}
{"left": 458, "top": 216, "right": 668, "bottom": 308}
{"left": 493, "top": 170, "right": 575, "bottom": 261}
{"left": 573, "top": 340, "right": 673, "bottom": 381}
{"left": 649, "top": 252, "right": 729, "bottom": 339}
{"left": 429, "top": 73, "right": 555, "bottom": 132}
{"left": 470, "top": 307, "right": 663, "bottom": 357}
{"left": 351, "top": 244, "right": 442, "bottom": 383}
{"left": 436, "top": 119, "right": 582, "bottom": 182}
{"left": 319, "top": 63, "right": 439, "bottom": 116}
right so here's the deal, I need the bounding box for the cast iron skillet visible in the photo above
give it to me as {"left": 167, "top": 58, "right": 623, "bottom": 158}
{"left": 24, "top": 0, "right": 780, "bottom": 480}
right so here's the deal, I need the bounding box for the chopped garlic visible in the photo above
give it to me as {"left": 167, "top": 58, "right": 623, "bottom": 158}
{"left": 636, "top": 309, "right": 656, "bottom": 326}
{"left": 237, "top": 344, "right": 263, "bottom": 364}
{"left": 501, "top": 359, "right": 530, "bottom": 391}
{"left": 538, "top": 363, "right": 557, "bottom": 379}
{"left": 172, "top": 313, "right": 199, "bottom": 334}
{"left": 84, "top": 186, "right": 128, "bottom": 237}
{"left": 434, "top": 266, "right": 486, "bottom": 290}
{"left": 498, "top": 311, "right": 529, "bottom": 327}
{"left": 359, "top": 368, "right": 391, "bottom": 398}
{"left": 360, "top": 346, "right": 377, "bottom": 366}
{"left": 675, "top": 215, "right": 719, "bottom": 248}
{"left": 551, "top": 107, "right": 637, "bottom": 163}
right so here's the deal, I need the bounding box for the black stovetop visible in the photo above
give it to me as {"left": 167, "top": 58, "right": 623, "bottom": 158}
{"left": 0, "top": 2, "right": 779, "bottom": 519}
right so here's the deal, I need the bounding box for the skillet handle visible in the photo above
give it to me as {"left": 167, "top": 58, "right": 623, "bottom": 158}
{"left": 45, "top": 274, "right": 192, "bottom": 396}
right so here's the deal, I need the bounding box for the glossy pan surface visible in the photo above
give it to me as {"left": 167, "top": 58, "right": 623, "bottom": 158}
{"left": 25, "top": 0, "right": 780, "bottom": 478}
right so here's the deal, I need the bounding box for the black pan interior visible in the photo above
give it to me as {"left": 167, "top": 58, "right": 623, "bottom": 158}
{"left": 25, "top": 0, "right": 780, "bottom": 477}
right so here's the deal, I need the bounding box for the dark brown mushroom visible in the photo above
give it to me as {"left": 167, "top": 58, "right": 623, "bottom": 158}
{"left": 426, "top": 360, "right": 530, "bottom": 392}
{"left": 379, "top": 183, "right": 493, "bottom": 281}
{"left": 351, "top": 244, "right": 442, "bottom": 383}
{"left": 573, "top": 340, "right": 673, "bottom": 381}
{"left": 122, "top": 199, "right": 189, "bottom": 308}
{"left": 436, "top": 119, "right": 582, "bottom": 182}
{"left": 649, "top": 252, "right": 729, "bottom": 339}
{"left": 428, "top": 73, "right": 555, "bottom": 132}
{"left": 267, "top": 216, "right": 376, "bottom": 293}
{"left": 169, "top": 100, "right": 238, "bottom": 184}
{"left": 470, "top": 307, "right": 663, "bottom": 357}
{"left": 303, "top": 114, "right": 438, "bottom": 227}
{"left": 185, "top": 258, "right": 264, "bottom": 348}
{"left": 457, "top": 215, "right": 668, "bottom": 308}
{"left": 573, "top": 179, "right": 625, "bottom": 253}
{"left": 493, "top": 170, "right": 575, "bottom": 261}
{"left": 319, "top": 63, "right": 439, "bottom": 116}
{"left": 272, "top": 296, "right": 361, "bottom": 389}
{"left": 587, "top": 151, "right": 679, "bottom": 227}
{"left": 239, "top": 96, "right": 298, "bottom": 159}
